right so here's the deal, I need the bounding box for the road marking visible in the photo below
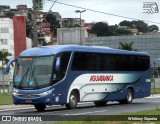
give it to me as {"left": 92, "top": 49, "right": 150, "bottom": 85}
{"left": 0, "top": 106, "right": 34, "bottom": 112}
{"left": 0, "top": 105, "right": 63, "bottom": 112}
{"left": 64, "top": 110, "right": 108, "bottom": 115}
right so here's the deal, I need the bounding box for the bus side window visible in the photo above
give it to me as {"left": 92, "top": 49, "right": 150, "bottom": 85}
{"left": 100, "top": 54, "right": 115, "bottom": 71}
{"left": 53, "top": 52, "right": 71, "bottom": 81}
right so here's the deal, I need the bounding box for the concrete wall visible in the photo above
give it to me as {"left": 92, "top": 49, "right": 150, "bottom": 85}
{"left": 86, "top": 34, "right": 160, "bottom": 67}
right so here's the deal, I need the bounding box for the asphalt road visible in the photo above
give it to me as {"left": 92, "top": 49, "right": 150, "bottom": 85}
{"left": 0, "top": 96, "right": 160, "bottom": 121}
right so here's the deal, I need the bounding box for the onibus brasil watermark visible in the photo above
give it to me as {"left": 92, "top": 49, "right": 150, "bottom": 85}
{"left": 1, "top": 116, "right": 42, "bottom": 122}
{"left": 143, "top": 2, "right": 159, "bottom": 14}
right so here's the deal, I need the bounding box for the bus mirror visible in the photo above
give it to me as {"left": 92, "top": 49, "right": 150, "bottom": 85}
{"left": 55, "top": 57, "right": 60, "bottom": 71}
{"left": 6, "top": 59, "right": 17, "bottom": 74}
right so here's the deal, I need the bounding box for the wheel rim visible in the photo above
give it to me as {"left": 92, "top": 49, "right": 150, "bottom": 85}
{"left": 70, "top": 94, "right": 76, "bottom": 106}
{"left": 127, "top": 91, "right": 132, "bottom": 102}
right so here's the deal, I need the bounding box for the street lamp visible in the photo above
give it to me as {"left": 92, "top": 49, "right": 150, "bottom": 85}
{"left": 75, "top": 10, "right": 86, "bottom": 45}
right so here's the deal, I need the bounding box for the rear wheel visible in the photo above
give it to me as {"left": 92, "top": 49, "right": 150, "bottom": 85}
{"left": 94, "top": 101, "right": 107, "bottom": 106}
{"left": 65, "top": 91, "right": 78, "bottom": 109}
{"left": 119, "top": 89, "right": 133, "bottom": 104}
{"left": 34, "top": 104, "right": 46, "bottom": 111}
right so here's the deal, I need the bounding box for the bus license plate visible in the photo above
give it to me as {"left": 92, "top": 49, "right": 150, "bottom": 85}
{"left": 25, "top": 100, "right": 32, "bottom": 103}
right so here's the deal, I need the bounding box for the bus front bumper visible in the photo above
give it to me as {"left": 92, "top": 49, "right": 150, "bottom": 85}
{"left": 12, "top": 93, "right": 54, "bottom": 105}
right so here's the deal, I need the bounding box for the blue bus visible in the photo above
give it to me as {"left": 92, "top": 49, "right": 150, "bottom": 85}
{"left": 7, "top": 45, "right": 151, "bottom": 111}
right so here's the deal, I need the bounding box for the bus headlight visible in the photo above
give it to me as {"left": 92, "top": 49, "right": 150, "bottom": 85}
{"left": 12, "top": 89, "right": 19, "bottom": 96}
{"left": 39, "top": 89, "right": 54, "bottom": 96}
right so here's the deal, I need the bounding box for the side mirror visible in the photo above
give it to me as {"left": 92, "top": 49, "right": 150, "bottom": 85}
{"left": 6, "top": 59, "right": 17, "bottom": 73}
{"left": 55, "top": 57, "right": 61, "bottom": 71}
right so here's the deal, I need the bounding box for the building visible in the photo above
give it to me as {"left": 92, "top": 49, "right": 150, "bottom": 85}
{"left": 57, "top": 27, "right": 88, "bottom": 45}
{"left": 129, "top": 28, "right": 139, "bottom": 35}
{"left": 62, "top": 18, "right": 85, "bottom": 28}
{"left": 86, "top": 34, "right": 160, "bottom": 67}
{"left": 0, "top": 17, "right": 14, "bottom": 59}
{"left": 0, "top": 17, "right": 32, "bottom": 65}
{"left": 0, "top": 5, "right": 10, "bottom": 16}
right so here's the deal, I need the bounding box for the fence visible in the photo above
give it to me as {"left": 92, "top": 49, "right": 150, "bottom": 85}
{"left": 0, "top": 74, "right": 12, "bottom": 93}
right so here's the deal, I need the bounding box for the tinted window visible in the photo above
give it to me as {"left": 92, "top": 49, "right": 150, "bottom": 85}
{"left": 53, "top": 52, "right": 71, "bottom": 82}
{"left": 71, "top": 52, "right": 150, "bottom": 71}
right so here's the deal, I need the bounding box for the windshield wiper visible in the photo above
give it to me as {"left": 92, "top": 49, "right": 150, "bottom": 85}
{"left": 18, "top": 67, "right": 29, "bottom": 88}
{"left": 30, "top": 68, "right": 39, "bottom": 88}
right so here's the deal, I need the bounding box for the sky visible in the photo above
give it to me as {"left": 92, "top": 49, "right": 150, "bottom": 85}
{"left": 1, "top": 0, "right": 160, "bottom": 28}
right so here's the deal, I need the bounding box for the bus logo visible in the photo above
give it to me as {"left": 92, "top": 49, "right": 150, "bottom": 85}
{"left": 90, "top": 75, "right": 113, "bottom": 82}
{"left": 143, "top": 2, "right": 159, "bottom": 14}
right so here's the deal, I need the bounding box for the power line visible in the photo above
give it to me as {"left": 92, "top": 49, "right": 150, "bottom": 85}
{"left": 43, "top": 0, "right": 58, "bottom": 19}
{"left": 47, "top": 0, "right": 160, "bottom": 25}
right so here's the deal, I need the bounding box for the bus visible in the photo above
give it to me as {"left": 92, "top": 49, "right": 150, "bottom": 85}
{"left": 7, "top": 45, "right": 151, "bottom": 111}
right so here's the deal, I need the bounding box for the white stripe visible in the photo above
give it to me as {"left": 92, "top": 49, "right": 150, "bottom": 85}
{"left": 64, "top": 110, "right": 108, "bottom": 115}
{"left": 0, "top": 105, "right": 61, "bottom": 112}
{"left": 0, "top": 106, "right": 34, "bottom": 112}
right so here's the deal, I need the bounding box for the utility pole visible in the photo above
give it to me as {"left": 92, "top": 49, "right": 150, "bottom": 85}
{"left": 32, "top": 0, "right": 38, "bottom": 47}
{"left": 75, "top": 10, "right": 86, "bottom": 45}
{"left": 2, "top": 49, "right": 5, "bottom": 93}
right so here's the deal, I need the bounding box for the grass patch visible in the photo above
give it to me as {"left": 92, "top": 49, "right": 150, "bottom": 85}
{"left": 54, "top": 121, "right": 131, "bottom": 124}
{"left": 122, "top": 107, "right": 160, "bottom": 115}
{"left": 0, "top": 93, "right": 13, "bottom": 105}
{"left": 151, "top": 88, "right": 160, "bottom": 94}
{"left": 54, "top": 108, "right": 160, "bottom": 124}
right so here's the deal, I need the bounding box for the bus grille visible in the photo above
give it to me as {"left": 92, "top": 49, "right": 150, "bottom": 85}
{"left": 16, "top": 94, "right": 41, "bottom": 98}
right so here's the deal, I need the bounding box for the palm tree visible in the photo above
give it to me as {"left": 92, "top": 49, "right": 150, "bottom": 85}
{"left": 0, "top": 49, "right": 11, "bottom": 93}
{"left": 0, "top": 49, "right": 12, "bottom": 69}
{"left": 119, "top": 41, "right": 136, "bottom": 51}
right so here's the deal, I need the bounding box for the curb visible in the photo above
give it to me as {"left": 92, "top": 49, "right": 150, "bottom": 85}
{"left": 0, "top": 105, "right": 34, "bottom": 111}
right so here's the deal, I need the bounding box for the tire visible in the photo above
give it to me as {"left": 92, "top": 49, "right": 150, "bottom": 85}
{"left": 65, "top": 91, "right": 78, "bottom": 109}
{"left": 34, "top": 104, "right": 46, "bottom": 111}
{"left": 94, "top": 101, "right": 107, "bottom": 106}
{"left": 119, "top": 89, "right": 133, "bottom": 104}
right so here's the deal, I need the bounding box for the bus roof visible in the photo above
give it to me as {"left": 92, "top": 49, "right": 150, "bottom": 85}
{"left": 19, "top": 45, "right": 149, "bottom": 57}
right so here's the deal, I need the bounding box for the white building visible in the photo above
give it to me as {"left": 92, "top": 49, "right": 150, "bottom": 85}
{"left": 0, "top": 17, "right": 32, "bottom": 67}
{"left": 57, "top": 27, "right": 88, "bottom": 45}
{"left": 0, "top": 18, "right": 14, "bottom": 60}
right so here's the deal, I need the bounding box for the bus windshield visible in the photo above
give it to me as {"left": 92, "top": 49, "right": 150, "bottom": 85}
{"left": 13, "top": 56, "right": 54, "bottom": 89}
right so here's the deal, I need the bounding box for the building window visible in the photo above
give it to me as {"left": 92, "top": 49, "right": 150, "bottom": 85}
{"left": 3, "top": 49, "right": 8, "bottom": 52}
{"left": 0, "top": 39, "right": 8, "bottom": 45}
{"left": 0, "top": 27, "right": 9, "bottom": 33}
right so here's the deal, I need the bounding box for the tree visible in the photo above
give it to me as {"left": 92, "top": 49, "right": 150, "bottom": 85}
{"left": 116, "top": 28, "right": 132, "bottom": 35}
{"left": 45, "top": 13, "right": 60, "bottom": 36}
{"left": 4, "top": 11, "right": 15, "bottom": 19}
{"left": 0, "top": 50, "right": 12, "bottom": 69}
{"left": 148, "top": 25, "right": 159, "bottom": 32}
{"left": 0, "top": 50, "right": 11, "bottom": 93}
{"left": 26, "top": 20, "right": 33, "bottom": 38}
{"left": 119, "top": 20, "right": 159, "bottom": 33}
{"left": 91, "top": 22, "right": 110, "bottom": 36}
{"left": 131, "top": 20, "right": 148, "bottom": 33}
{"left": 119, "top": 20, "right": 132, "bottom": 27}
{"left": 119, "top": 42, "right": 136, "bottom": 51}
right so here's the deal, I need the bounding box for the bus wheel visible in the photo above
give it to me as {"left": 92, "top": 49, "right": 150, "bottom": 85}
{"left": 94, "top": 101, "right": 107, "bottom": 106}
{"left": 119, "top": 89, "right": 133, "bottom": 104}
{"left": 34, "top": 104, "right": 46, "bottom": 111}
{"left": 65, "top": 91, "right": 78, "bottom": 109}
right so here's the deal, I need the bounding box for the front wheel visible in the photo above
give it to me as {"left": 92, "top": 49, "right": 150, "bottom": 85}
{"left": 34, "top": 104, "right": 46, "bottom": 111}
{"left": 65, "top": 91, "right": 78, "bottom": 109}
